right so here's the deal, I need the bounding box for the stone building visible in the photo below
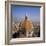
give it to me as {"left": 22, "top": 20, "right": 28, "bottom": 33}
{"left": 21, "top": 16, "right": 33, "bottom": 37}
{"left": 12, "top": 13, "right": 34, "bottom": 38}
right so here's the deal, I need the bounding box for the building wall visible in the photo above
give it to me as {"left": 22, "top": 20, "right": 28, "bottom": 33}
{"left": 0, "top": 0, "right": 45, "bottom": 45}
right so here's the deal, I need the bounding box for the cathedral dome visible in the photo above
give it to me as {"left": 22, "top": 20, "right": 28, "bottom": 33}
{"left": 22, "top": 16, "right": 33, "bottom": 31}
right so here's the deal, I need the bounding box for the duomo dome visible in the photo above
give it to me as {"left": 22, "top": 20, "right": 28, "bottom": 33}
{"left": 22, "top": 16, "right": 33, "bottom": 31}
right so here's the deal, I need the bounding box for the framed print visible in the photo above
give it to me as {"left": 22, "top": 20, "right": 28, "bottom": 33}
{"left": 5, "top": 1, "right": 45, "bottom": 45}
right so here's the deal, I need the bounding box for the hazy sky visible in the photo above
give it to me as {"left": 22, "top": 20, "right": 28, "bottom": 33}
{"left": 11, "top": 5, "right": 40, "bottom": 22}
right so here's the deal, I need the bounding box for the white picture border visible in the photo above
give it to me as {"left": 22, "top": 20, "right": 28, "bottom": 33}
{"left": 5, "top": 1, "right": 45, "bottom": 44}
